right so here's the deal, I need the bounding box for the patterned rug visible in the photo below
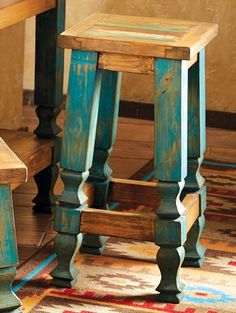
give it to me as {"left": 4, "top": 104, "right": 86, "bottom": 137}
{"left": 14, "top": 163, "right": 236, "bottom": 313}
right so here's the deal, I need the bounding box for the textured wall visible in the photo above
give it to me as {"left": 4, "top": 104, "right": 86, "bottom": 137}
{"left": 0, "top": 22, "right": 24, "bottom": 129}
{"left": 24, "top": 0, "right": 236, "bottom": 112}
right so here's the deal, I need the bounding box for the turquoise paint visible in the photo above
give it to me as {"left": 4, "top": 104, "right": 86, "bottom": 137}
{"left": 0, "top": 185, "right": 18, "bottom": 267}
{"left": 154, "top": 58, "right": 188, "bottom": 181}
{"left": 156, "top": 216, "right": 187, "bottom": 246}
{"left": 95, "top": 71, "right": 122, "bottom": 150}
{"left": 83, "top": 29, "right": 176, "bottom": 42}
{"left": 54, "top": 206, "right": 82, "bottom": 234}
{"left": 184, "top": 285, "right": 236, "bottom": 304}
{"left": 96, "top": 21, "right": 189, "bottom": 33}
{"left": 61, "top": 50, "right": 101, "bottom": 172}
{"left": 13, "top": 254, "right": 57, "bottom": 292}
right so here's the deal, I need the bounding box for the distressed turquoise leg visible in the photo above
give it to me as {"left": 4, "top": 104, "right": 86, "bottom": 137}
{"left": 154, "top": 58, "right": 188, "bottom": 303}
{"left": 0, "top": 185, "right": 22, "bottom": 312}
{"left": 183, "top": 49, "right": 206, "bottom": 267}
{"left": 50, "top": 50, "right": 102, "bottom": 287}
{"left": 33, "top": 0, "right": 65, "bottom": 213}
{"left": 81, "top": 70, "right": 122, "bottom": 255}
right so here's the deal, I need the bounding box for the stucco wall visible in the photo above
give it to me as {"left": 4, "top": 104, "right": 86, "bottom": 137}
{"left": 0, "top": 22, "right": 24, "bottom": 129}
{"left": 23, "top": 0, "right": 236, "bottom": 112}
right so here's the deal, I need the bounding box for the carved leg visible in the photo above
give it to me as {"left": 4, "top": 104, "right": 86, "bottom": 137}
{"left": 33, "top": 0, "right": 65, "bottom": 213}
{"left": 51, "top": 50, "right": 102, "bottom": 287}
{"left": 81, "top": 70, "right": 122, "bottom": 255}
{"left": 0, "top": 185, "right": 22, "bottom": 312}
{"left": 182, "top": 49, "right": 206, "bottom": 267}
{"left": 154, "top": 58, "right": 188, "bottom": 303}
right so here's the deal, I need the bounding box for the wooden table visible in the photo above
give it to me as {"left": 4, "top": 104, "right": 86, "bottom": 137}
{"left": 0, "top": 1, "right": 65, "bottom": 312}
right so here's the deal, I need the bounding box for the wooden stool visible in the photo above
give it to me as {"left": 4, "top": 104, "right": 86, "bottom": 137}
{"left": 51, "top": 13, "right": 218, "bottom": 303}
{"left": 0, "top": 138, "right": 27, "bottom": 312}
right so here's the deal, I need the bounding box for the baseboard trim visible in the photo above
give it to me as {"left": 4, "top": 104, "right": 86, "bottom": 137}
{"left": 23, "top": 90, "right": 236, "bottom": 130}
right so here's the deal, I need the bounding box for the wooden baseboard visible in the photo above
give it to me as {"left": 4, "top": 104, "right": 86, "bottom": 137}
{"left": 23, "top": 90, "right": 236, "bottom": 130}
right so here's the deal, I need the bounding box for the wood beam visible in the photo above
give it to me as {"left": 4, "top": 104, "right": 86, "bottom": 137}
{"left": 98, "top": 53, "right": 197, "bottom": 75}
{"left": 80, "top": 192, "right": 199, "bottom": 241}
{"left": 0, "top": 0, "right": 56, "bottom": 30}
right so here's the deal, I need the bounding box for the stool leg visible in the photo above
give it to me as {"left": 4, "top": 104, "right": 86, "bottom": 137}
{"left": 33, "top": 1, "right": 65, "bottom": 213}
{"left": 0, "top": 185, "right": 22, "bottom": 312}
{"left": 154, "top": 58, "right": 188, "bottom": 303}
{"left": 50, "top": 50, "right": 102, "bottom": 287}
{"left": 182, "top": 49, "right": 206, "bottom": 267}
{"left": 81, "top": 70, "right": 122, "bottom": 255}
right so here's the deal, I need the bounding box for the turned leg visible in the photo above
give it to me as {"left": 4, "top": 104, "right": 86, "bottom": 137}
{"left": 81, "top": 70, "right": 122, "bottom": 254}
{"left": 154, "top": 58, "right": 188, "bottom": 303}
{"left": 0, "top": 185, "right": 22, "bottom": 312}
{"left": 183, "top": 49, "right": 206, "bottom": 267}
{"left": 51, "top": 50, "right": 102, "bottom": 287}
{"left": 33, "top": 0, "right": 65, "bottom": 213}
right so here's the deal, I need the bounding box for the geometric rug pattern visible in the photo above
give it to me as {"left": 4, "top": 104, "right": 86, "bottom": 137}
{"left": 14, "top": 164, "right": 236, "bottom": 312}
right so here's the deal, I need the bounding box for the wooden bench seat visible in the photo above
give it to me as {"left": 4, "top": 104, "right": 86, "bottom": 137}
{"left": 0, "top": 129, "right": 53, "bottom": 188}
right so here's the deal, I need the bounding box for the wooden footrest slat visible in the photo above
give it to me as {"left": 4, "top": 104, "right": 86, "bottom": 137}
{"left": 80, "top": 208, "right": 155, "bottom": 242}
{"left": 80, "top": 192, "right": 199, "bottom": 242}
{"left": 108, "top": 178, "right": 159, "bottom": 207}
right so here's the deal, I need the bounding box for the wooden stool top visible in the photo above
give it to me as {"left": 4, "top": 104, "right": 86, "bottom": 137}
{"left": 59, "top": 13, "right": 218, "bottom": 60}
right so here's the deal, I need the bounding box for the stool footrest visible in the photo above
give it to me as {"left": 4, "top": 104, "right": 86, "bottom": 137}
{"left": 108, "top": 178, "right": 158, "bottom": 207}
{"left": 80, "top": 192, "right": 199, "bottom": 241}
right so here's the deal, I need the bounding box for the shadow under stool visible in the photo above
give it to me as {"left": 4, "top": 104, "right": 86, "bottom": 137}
{"left": 50, "top": 13, "right": 218, "bottom": 303}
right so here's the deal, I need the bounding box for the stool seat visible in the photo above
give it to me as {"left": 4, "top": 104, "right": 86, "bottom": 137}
{"left": 59, "top": 13, "right": 218, "bottom": 60}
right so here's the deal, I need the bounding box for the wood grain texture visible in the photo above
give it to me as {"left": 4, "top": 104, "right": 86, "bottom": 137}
{"left": 80, "top": 192, "right": 199, "bottom": 242}
{"left": 0, "top": 137, "right": 27, "bottom": 184}
{"left": 98, "top": 53, "right": 197, "bottom": 74}
{"left": 109, "top": 178, "right": 158, "bottom": 207}
{"left": 154, "top": 58, "right": 188, "bottom": 181}
{"left": 0, "top": 0, "right": 56, "bottom": 30}
{"left": 0, "top": 129, "right": 52, "bottom": 185}
{"left": 0, "top": 184, "right": 21, "bottom": 311}
{"left": 52, "top": 51, "right": 102, "bottom": 288}
{"left": 98, "top": 53, "right": 154, "bottom": 74}
{"left": 60, "top": 50, "right": 100, "bottom": 172}
{"left": 154, "top": 57, "right": 188, "bottom": 302}
{"left": 0, "top": 185, "right": 18, "bottom": 267}
{"left": 59, "top": 13, "right": 218, "bottom": 60}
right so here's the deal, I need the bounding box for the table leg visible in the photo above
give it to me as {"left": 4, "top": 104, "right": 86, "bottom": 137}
{"left": 154, "top": 58, "right": 188, "bottom": 303}
{"left": 183, "top": 49, "right": 206, "bottom": 267}
{"left": 33, "top": 0, "right": 65, "bottom": 213}
{"left": 81, "top": 70, "right": 122, "bottom": 255}
{"left": 51, "top": 50, "right": 102, "bottom": 287}
{"left": 0, "top": 185, "right": 21, "bottom": 312}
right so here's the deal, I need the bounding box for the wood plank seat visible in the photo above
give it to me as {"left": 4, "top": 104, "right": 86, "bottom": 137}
{"left": 0, "top": 136, "right": 27, "bottom": 184}
{"left": 0, "top": 129, "right": 53, "bottom": 188}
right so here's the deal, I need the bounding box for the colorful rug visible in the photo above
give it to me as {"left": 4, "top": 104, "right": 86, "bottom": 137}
{"left": 14, "top": 163, "right": 236, "bottom": 313}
